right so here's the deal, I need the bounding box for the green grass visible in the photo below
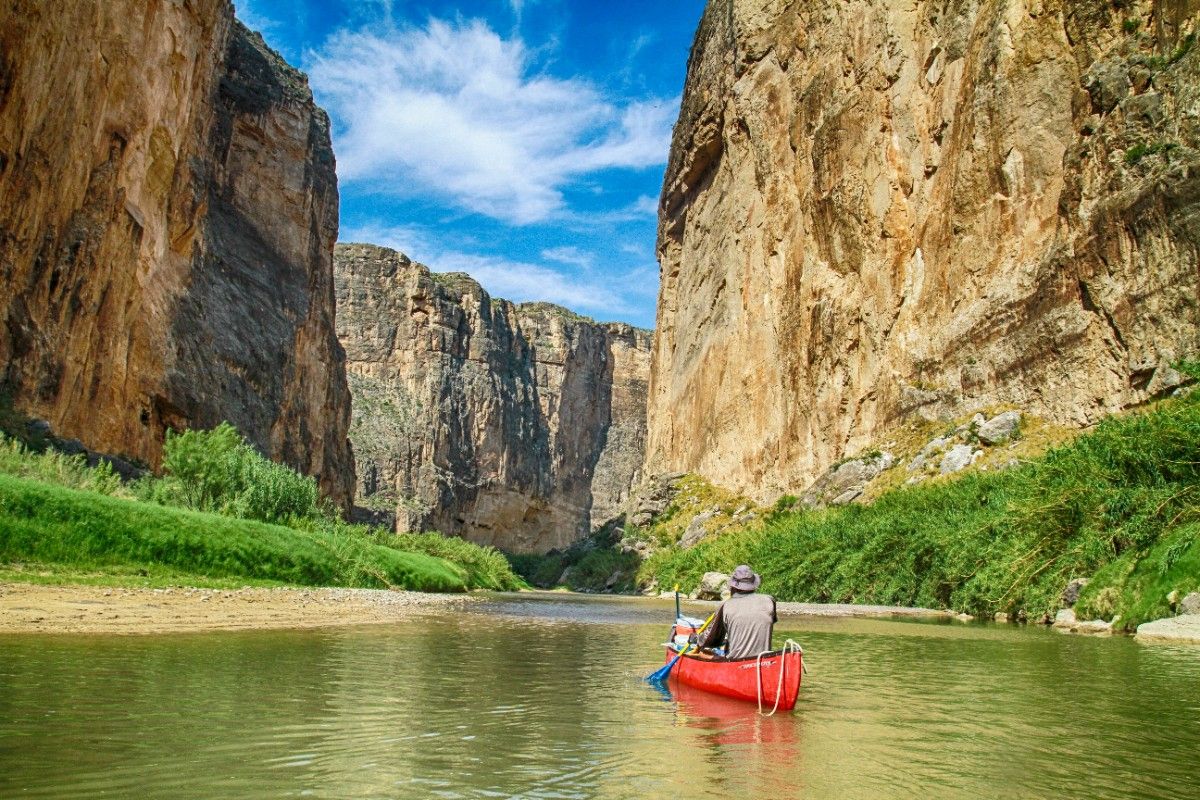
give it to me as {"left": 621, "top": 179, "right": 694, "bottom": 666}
{"left": 0, "top": 419, "right": 523, "bottom": 593}
{"left": 643, "top": 385, "right": 1200, "bottom": 629}
{"left": 0, "top": 563, "right": 288, "bottom": 590}
{"left": 0, "top": 474, "right": 467, "bottom": 592}
{"left": 380, "top": 531, "right": 523, "bottom": 591}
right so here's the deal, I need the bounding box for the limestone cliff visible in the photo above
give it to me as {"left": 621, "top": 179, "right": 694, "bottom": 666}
{"left": 335, "top": 243, "right": 651, "bottom": 553}
{"left": 650, "top": 0, "right": 1200, "bottom": 500}
{"left": 0, "top": 1, "right": 353, "bottom": 505}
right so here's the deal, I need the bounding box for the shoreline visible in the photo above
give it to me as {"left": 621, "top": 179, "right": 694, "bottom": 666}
{"left": 9, "top": 582, "right": 1191, "bottom": 642}
{"left": 1, "top": 582, "right": 959, "bottom": 636}
{"left": 0, "top": 583, "right": 477, "bottom": 635}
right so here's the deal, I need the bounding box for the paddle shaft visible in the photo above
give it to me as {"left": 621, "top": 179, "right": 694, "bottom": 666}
{"left": 648, "top": 610, "right": 717, "bottom": 682}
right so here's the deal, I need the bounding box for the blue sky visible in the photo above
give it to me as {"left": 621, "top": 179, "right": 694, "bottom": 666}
{"left": 232, "top": 0, "right": 708, "bottom": 328}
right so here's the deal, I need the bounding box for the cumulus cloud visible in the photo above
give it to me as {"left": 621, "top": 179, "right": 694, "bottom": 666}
{"left": 308, "top": 18, "right": 674, "bottom": 225}
{"left": 540, "top": 246, "right": 593, "bottom": 267}
{"left": 436, "top": 253, "right": 633, "bottom": 315}
{"left": 232, "top": 0, "right": 278, "bottom": 33}
{"left": 340, "top": 223, "right": 656, "bottom": 320}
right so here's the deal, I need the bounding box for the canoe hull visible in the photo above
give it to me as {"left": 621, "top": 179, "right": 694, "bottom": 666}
{"left": 664, "top": 647, "right": 802, "bottom": 711}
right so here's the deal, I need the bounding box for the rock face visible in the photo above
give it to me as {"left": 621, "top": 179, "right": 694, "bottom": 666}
{"left": 648, "top": 0, "right": 1200, "bottom": 500}
{"left": 334, "top": 243, "right": 651, "bottom": 553}
{"left": 0, "top": 1, "right": 354, "bottom": 505}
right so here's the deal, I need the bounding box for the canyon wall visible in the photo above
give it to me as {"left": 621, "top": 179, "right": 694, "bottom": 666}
{"left": 335, "top": 243, "right": 651, "bottom": 553}
{"left": 649, "top": 0, "right": 1200, "bottom": 500}
{"left": 0, "top": 1, "right": 353, "bottom": 505}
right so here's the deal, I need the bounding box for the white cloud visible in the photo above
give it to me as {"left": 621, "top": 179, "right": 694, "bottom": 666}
{"left": 232, "top": 0, "right": 278, "bottom": 33}
{"left": 540, "top": 246, "right": 593, "bottom": 268}
{"left": 436, "top": 253, "right": 633, "bottom": 315}
{"left": 339, "top": 223, "right": 437, "bottom": 260}
{"left": 340, "top": 223, "right": 656, "bottom": 320}
{"left": 308, "top": 18, "right": 674, "bottom": 225}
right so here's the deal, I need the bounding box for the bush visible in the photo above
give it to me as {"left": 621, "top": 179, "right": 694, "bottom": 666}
{"left": 141, "top": 423, "right": 326, "bottom": 526}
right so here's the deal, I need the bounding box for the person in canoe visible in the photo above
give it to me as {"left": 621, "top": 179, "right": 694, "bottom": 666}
{"left": 697, "top": 564, "right": 778, "bottom": 659}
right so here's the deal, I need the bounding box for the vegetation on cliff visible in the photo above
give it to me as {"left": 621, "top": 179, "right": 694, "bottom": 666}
{"left": 0, "top": 422, "right": 521, "bottom": 592}
{"left": 641, "top": 379, "right": 1200, "bottom": 629}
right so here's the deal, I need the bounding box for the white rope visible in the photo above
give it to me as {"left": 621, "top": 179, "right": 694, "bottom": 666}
{"left": 755, "top": 639, "right": 804, "bottom": 716}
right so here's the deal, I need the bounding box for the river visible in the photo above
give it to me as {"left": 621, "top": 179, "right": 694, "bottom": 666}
{"left": 2, "top": 592, "right": 1198, "bottom": 798}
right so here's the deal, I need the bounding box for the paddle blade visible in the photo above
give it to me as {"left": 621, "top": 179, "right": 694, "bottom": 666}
{"left": 646, "top": 653, "right": 682, "bottom": 683}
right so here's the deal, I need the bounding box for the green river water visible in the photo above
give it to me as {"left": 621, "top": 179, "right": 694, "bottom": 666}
{"left": 2, "top": 592, "right": 1199, "bottom": 799}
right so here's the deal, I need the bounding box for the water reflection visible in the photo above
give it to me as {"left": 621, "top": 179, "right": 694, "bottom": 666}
{"left": 0, "top": 595, "right": 1198, "bottom": 799}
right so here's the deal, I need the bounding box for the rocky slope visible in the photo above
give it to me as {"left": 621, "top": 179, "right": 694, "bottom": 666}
{"left": 649, "top": 0, "right": 1200, "bottom": 501}
{"left": 335, "top": 243, "right": 651, "bottom": 553}
{"left": 0, "top": 1, "right": 353, "bottom": 505}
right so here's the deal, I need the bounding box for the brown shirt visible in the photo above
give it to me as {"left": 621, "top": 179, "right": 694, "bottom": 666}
{"left": 699, "top": 591, "right": 778, "bottom": 659}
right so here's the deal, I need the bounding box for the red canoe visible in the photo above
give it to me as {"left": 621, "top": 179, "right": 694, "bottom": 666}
{"left": 663, "top": 645, "right": 803, "bottom": 711}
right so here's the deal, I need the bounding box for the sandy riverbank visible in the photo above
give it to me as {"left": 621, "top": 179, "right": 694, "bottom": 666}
{"left": 0, "top": 583, "right": 477, "bottom": 635}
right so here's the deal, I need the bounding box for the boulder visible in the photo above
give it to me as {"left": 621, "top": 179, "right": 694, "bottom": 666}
{"left": 940, "top": 444, "right": 974, "bottom": 474}
{"left": 619, "top": 538, "right": 654, "bottom": 558}
{"left": 25, "top": 419, "right": 51, "bottom": 440}
{"left": 921, "top": 437, "right": 951, "bottom": 457}
{"left": 906, "top": 453, "right": 928, "bottom": 473}
{"left": 693, "top": 571, "right": 731, "bottom": 601}
{"left": 830, "top": 488, "right": 864, "bottom": 506}
{"left": 977, "top": 411, "right": 1022, "bottom": 445}
{"left": 1053, "top": 608, "right": 1113, "bottom": 635}
{"left": 55, "top": 438, "right": 88, "bottom": 457}
{"left": 1061, "top": 578, "right": 1090, "bottom": 607}
{"left": 800, "top": 452, "right": 893, "bottom": 507}
{"left": 1181, "top": 592, "right": 1200, "bottom": 616}
{"left": 680, "top": 511, "right": 718, "bottom": 549}
{"left": 1053, "top": 608, "right": 1077, "bottom": 628}
{"left": 1147, "top": 361, "right": 1186, "bottom": 397}
{"left": 994, "top": 612, "right": 1010, "bottom": 623}
{"left": 1136, "top": 614, "right": 1200, "bottom": 644}
{"left": 1073, "top": 619, "right": 1114, "bottom": 635}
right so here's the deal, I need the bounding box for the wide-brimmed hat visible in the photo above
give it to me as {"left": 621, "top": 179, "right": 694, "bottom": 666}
{"left": 729, "top": 565, "right": 761, "bottom": 592}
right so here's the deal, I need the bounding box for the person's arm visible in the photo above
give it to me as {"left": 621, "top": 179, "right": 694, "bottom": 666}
{"left": 698, "top": 603, "right": 726, "bottom": 650}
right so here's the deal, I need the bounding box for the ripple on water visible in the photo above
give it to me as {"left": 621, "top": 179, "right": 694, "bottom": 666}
{"left": 1, "top": 599, "right": 1198, "bottom": 799}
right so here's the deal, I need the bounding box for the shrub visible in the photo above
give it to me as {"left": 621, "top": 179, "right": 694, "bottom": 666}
{"left": 144, "top": 423, "right": 325, "bottom": 525}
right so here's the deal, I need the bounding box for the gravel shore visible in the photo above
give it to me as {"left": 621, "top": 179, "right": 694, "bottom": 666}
{"left": 0, "top": 583, "right": 477, "bottom": 635}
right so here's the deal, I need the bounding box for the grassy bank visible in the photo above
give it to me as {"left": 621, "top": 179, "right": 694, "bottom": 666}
{"left": 641, "top": 385, "right": 1200, "bottom": 629}
{"left": 0, "top": 474, "right": 468, "bottom": 591}
{"left": 0, "top": 423, "right": 522, "bottom": 592}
